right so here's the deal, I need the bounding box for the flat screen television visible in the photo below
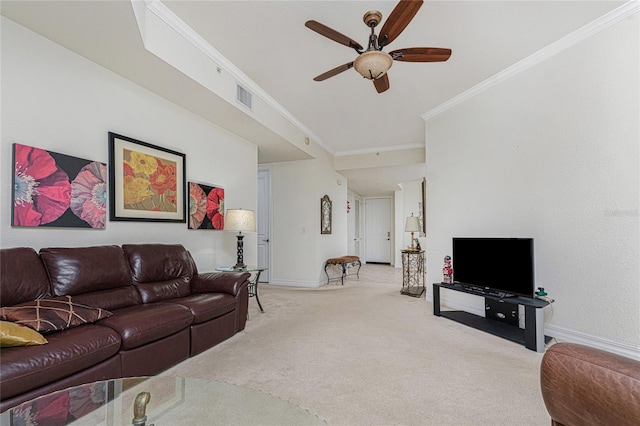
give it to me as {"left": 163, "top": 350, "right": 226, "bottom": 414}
{"left": 452, "top": 237, "right": 535, "bottom": 297}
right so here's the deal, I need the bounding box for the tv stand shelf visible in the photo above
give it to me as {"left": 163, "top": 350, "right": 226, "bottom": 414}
{"left": 433, "top": 282, "right": 551, "bottom": 352}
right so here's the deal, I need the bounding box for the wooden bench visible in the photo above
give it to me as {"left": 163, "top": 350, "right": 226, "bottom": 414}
{"left": 324, "top": 256, "right": 361, "bottom": 285}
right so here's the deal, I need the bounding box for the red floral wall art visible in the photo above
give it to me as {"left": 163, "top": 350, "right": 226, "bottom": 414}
{"left": 12, "top": 143, "right": 107, "bottom": 228}
{"left": 188, "top": 182, "right": 224, "bottom": 230}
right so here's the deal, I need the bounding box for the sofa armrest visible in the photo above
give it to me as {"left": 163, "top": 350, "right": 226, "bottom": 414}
{"left": 540, "top": 342, "right": 640, "bottom": 426}
{"left": 191, "top": 272, "right": 250, "bottom": 297}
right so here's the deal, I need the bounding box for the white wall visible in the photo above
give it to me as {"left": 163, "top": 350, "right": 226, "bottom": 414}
{"left": 394, "top": 180, "right": 425, "bottom": 267}
{"left": 268, "top": 155, "right": 348, "bottom": 287}
{"left": 402, "top": 180, "right": 423, "bottom": 249}
{"left": 425, "top": 14, "right": 639, "bottom": 353}
{"left": 1, "top": 18, "right": 258, "bottom": 270}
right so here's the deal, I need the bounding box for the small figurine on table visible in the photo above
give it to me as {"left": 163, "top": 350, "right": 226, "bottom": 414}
{"left": 443, "top": 255, "right": 453, "bottom": 283}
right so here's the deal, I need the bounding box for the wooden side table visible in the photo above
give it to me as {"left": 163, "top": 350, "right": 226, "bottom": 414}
{"left": 401, "top": 250, "right": 425, "bottom": 297}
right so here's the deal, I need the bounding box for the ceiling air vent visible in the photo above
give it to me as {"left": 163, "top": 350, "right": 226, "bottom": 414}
{"left": 236, "top": 84, "right": 253, "bottom": 111}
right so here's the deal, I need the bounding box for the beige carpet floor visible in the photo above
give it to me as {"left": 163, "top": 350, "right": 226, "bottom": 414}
{"left": 162, "top": 264, "right": 551, "bottom": 425}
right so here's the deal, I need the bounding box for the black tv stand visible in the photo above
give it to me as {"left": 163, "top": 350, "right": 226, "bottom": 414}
{"left": 432, "top": 282, "right": 551, "bottom": 352}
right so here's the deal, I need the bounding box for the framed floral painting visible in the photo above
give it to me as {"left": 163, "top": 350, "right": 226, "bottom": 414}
{"left": 108, "top": 132, "right": 186, "bottom": 222}
{"left": 188, "top": 182, "right": 224, "bottom": 230}
{"left": 12, "top": 143, "right": 107, "bottom": 228}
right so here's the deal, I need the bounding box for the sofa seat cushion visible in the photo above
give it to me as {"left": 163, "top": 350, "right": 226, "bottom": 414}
{"left": 98, "top": 303, "right": 193, "bottom": 350}
{"left": 169, "top": 293, "right": 236, "bottom": 324}
{"left": 0, "top": 324, "right": 121, "bottom": 399}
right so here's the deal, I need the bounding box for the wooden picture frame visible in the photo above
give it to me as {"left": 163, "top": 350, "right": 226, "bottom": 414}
{"left": 421, "top": 177, "right": 426, "bottom": 236}
{"left": 321, "top": 194, "right": 332, "bottom": 234}
{"left": 108, "top": 132, "right": 186, "bottom": 222}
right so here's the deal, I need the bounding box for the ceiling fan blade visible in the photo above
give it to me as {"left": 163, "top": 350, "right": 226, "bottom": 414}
{"left": 313, "top": 62, "right": 355, "bottom": 82}
{"left": 373, "top": 74, "right": 390, "bottom": 93}
{"left": 305, "top": 20, "right": 363, "bottom": 51}
{"left": 390, "top": 47, "right": 452, "bottom": 62}
{"left": 378, "top": 0, "right": 423, "bottom": 48}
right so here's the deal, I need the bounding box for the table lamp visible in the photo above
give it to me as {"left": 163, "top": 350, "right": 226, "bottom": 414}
{"left": 405, "top": 213, "right": 421, "bottom": 251}
{"left": 225, "top": 208, "right": 256, "bottom": 269}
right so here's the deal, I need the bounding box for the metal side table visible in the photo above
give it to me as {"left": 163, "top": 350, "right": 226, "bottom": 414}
{"left": 401, "top": 250, "right": 425, "bottom": 297}
{"left": 216, "top": 266, "right": 268, "bottom": 312}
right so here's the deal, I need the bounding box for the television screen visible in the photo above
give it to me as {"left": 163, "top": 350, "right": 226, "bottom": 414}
{"left": 452, "top": 238, "right": 534, "bottom": 297}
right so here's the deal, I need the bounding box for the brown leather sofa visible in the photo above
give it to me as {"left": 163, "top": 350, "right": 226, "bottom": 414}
{"left": 540, "top": 342, "right": 640, "bottom": 426}
{"left": 0, "top": 244, "right": 250, "bottom": 412}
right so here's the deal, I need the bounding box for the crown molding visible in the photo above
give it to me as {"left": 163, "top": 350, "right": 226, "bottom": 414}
{"left": 141, "top": 0, "right": 333, "bottom": 155}
{"left": 422, "top": 0, "right": 640, "bottom": 122}
{"left": 335, "top": 143, "right": 425, "bottom": 157}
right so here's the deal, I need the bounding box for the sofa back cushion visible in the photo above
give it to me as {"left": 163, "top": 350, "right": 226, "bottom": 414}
{"left": 0, "top": 247, "right": 51, "bottom": 307}
{"left": 122, "top": 244, "right": 194, "bottom": 303}
{"left": 39, "top": 245, "right": 140, "bottom": 310}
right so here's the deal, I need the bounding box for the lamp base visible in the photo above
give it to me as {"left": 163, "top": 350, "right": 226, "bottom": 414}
{"left": 234, "top": 233, "right": 246, "bottom": 270}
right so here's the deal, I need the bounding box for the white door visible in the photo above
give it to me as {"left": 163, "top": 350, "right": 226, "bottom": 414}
{"left": 257, "top": 169, "right": 270, "bottom": 282}
{"left": 354, "top": 198, "right": 362, "bottom": 257}
{"left": 347, "top": 193, "right": 356, "bottom": 254}
{"left": 365, "top": 197, "right": 392, "bottom": 263}
{"left": 348, "top": 194, "right": 363, "bottom": 256}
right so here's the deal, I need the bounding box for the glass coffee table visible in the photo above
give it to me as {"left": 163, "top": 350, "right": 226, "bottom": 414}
{"left": 2, "top": 376, "right": 325, "bottom": 425}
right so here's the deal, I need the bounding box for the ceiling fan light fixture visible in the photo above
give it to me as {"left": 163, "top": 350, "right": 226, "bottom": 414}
{"left": 354, "top": 50, "right": 393, "bottom": 80}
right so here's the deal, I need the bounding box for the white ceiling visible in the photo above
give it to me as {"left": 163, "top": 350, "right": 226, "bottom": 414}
{"left": 1, "top": 0, "right": 626, "bottom": 195}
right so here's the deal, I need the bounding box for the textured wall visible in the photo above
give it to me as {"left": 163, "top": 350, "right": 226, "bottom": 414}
{"left": 425, "top": 14, "right": 639, "bottom": 349}
{"left": 270, "top": 158, "right": 348, "bottom": 287}
{"left": 1, "top": 18, "right": 258, "bottom": 270}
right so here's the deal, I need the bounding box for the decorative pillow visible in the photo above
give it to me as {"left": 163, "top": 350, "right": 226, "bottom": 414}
{"left": 0, "top": 320, "right": 48, "bottom": 347}
{"left": 0, "top": 296, "right": 112, "bottom": 333}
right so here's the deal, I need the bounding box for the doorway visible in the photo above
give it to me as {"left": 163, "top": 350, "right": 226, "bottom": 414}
{"left": 364, "top": 197, "right": 392, "bottom": 264}
{"left": 347, "top": 193, "right": 363, "bottom": 257}
{"left": 257, "top": 168, "right": 271, "bottom": 282}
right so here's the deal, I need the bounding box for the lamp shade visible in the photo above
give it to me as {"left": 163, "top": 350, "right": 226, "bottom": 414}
{"left": 225, "top": 209, "right": 256, "bottom": 232}
{"left": 405, "top": 215, "right": 421, "bottom": 233}
{"left": 353, "top": 50, "right": 393, "bottom": 80}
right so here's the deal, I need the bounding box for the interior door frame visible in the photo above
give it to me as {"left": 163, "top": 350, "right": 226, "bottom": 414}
{"left": 363, "top": 196, "right": 393, "bottom": 264}
{"left": 257, "top": 166, "right": 272, "bottom": 282}
{"left": 347, "top": 191, "right": 363, "bottom": 256}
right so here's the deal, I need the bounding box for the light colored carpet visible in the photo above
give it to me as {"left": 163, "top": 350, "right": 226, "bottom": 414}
{"left": 162, "top": 264, "right": 551, "bottom": 425}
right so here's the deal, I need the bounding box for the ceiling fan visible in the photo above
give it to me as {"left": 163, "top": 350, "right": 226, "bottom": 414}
{"left": 305, "top": 0, "right": 451, "bottom": 94}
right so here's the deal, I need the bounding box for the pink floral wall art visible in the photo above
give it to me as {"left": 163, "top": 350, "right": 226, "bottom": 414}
{"left": 12, "top": 143, "right": 107, "bottom": 228}
{"left": 188, "top": 182, "right": 224, "bottom": 230}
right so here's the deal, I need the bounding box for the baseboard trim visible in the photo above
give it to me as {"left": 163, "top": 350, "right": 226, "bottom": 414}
{"left": 267, "top": 279, "right": 321, "bottom": 288}
{"left": 427, "top": 295, "right": 640, "bottom": 360}
{"left": 544, "top": 325, "right": 640, "bottom": 361}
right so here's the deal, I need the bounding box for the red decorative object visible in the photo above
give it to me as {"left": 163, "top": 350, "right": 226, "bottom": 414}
{"left": 347, "top": 200, "right": 351, "bottom": 213}
{"left": 443, "top": 255, "right": 453, "bottom": 283}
